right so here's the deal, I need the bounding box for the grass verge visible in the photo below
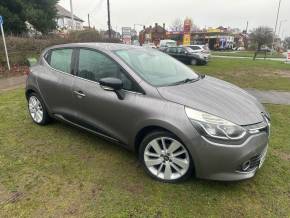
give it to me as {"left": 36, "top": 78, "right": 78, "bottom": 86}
{"left": 191, "top": 58, "right": 290, "bottom": 91}
{"left": 0, "top": 89, "right": 289, "bottom": 217}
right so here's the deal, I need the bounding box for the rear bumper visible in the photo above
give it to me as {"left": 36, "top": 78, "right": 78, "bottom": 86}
{"left": 188, "top": 132, "right": 269, "bottom": 181}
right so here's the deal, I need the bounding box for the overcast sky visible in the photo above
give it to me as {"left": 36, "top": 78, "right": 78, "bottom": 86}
{"left": 59, "top": 0, "right": 290, "bottom": 38}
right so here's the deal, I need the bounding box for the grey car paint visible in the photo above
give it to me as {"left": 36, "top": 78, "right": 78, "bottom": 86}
{"left": 26, "top": 43, "right": 270, "bottom": 181}
{"left": 158, "top": 76, "right": 267, "bottom": 125}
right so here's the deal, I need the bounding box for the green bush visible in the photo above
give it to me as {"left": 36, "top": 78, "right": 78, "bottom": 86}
{"left": 0, "top": 30, "right": 121, "bottom": 66}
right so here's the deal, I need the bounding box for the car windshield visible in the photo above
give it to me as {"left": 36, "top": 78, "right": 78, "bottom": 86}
{"left": 184, "top": 47, "right": 195, "bottom": 53}
{"left": 114, "top": 48, "right": 199, "bottom": 86}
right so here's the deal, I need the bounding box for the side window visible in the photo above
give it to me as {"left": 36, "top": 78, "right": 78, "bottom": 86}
{"left": 50, "top": 49, "right": 73, "bottom": 74}
{"left": 78, "top": 49, "right": 140, "bottom": 92}
{"left": 177, "top": 47, "right": 186, "bottom": 54}
{"left": 168, "top": 47, "right": 177, "bottom": 53}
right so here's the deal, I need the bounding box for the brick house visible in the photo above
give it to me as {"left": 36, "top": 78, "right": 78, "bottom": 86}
{"left": 139, "top": 23, "right": 167, "bottom": 46}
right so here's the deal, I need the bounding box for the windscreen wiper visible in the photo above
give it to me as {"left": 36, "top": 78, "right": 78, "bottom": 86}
{"left": 171, "top": 78, "right": 199, "bottom": 86}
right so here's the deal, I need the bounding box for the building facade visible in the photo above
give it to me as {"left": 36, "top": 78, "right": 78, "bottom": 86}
{"left": 56, "top": 5, "right": 84, "bottom": 32}
{"left": 139, "top": 23, "right": 166, "bottom": 46}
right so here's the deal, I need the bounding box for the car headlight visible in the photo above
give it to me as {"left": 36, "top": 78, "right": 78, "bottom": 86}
{"left": 185, "top": 107, "right": 246, "bottom": 140}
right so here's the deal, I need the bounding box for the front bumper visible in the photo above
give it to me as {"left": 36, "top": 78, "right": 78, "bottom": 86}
{"left": 189, "top": 131, "right": 269, "bottom": 181}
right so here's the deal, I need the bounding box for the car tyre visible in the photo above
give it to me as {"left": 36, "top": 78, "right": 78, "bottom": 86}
{"left": 139, "top": 131, "right": 193, "bottom": 183}
{"left": 190, "top": 59, "right": 197, "bottom": 65}
{"left": 28, "top": 93, "right": 50, "bottom": 125}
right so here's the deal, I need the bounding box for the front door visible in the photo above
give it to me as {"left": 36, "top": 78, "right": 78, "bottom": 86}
{"left": 72, "top": 48, "right": 143, "bottom": 144}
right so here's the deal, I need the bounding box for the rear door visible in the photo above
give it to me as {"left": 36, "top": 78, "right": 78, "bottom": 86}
{"left": 38, "top": 47, "right": 76, "bottom": 119}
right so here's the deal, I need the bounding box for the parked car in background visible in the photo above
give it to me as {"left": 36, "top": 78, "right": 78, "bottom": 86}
{"left": 164, "top": 46, "right": 208, "bottom": 65}
{"left": 234, "top": 47, "right": 245, "bottom": 51}
{"left": 159, "top": 39, "right": 177, "bottom": 51}
{"left": 188, "top": 44, "right": 211, "bottom": 55}
{"left": 142, "top": 43, "right": 157, "bottom": 48}
{"left": 26, "top": 43, "right": 270, "bottom": 183}
{"left": 259, "top": 46, "right": 272, "bottom": 52}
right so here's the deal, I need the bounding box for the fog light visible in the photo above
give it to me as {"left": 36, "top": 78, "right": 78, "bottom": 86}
{"left": 242, "top": 160, "right": 251, "bottom": 171}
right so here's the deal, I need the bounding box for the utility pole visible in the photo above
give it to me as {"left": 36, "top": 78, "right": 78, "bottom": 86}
{"left": 245, "top": 21, "right": 249, "bottom": 33}
{"left": 272, "top": 0, "right": 282, "bottom": 53}
{"left": 88, "top": 14, "right": 91, "bottom": 29}
{"left": 278, "top": 19, "right": 287, "bottom": 37}
{"left": 107, "top": 0, "right": 111, "bottom": 39}
{"left": 70, "top": 0, "right": 75, "bottom": 30}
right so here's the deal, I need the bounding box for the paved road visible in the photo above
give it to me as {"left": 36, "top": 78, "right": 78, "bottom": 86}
{"left": 245, "top": 89, "right": 290, "bottom": 105}
{"left": 0, "top": 75, "right": 290, "bottom": 105}
{"left": 212, "top": 55, "right": 287, "bottom": 62}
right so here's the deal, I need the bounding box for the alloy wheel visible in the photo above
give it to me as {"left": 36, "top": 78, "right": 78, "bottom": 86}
{"left": 144, "top": 137, "right": 190, "bottom": 181}
{"left": 29, "top": 96, "right": 44, "bottom": 123}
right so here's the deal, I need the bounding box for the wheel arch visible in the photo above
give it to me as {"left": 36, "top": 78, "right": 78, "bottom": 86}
{"left": 134, "top": 124, "right": 197, "bottom": 177}
{"left": 134, "top": 122, "right": 196, "bottom": 161}
{"left": 25, "top": 88, "right": 38, "bottom": 100}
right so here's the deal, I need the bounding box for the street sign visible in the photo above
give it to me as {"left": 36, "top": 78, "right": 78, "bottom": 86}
{"left": 122, "top": 27, "right": 132, "bottom": 45}
{"left": 0, "top": 15, "right": 11, "bottom": 71}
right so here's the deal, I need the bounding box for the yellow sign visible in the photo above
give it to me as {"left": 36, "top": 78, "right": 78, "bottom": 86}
{"left": 207, "top": 28, "right": 221, "bottom": 33}
{"left": 183, "top": 34, "right": 191, "bottom": 45}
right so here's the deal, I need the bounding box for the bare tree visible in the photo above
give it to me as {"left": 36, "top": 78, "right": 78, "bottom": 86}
{"left": 170, "top": 18, "right": 183, "bottom": 31}
{"left": 250, "top": 26, "right": 274, "bottom": 60}
{"left": 250, "top": 26, "right": 273, "bottom": 50}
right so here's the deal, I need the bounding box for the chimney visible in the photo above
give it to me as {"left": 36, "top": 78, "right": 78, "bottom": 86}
{"left": 163, "top": 23, "right": 166, "bottom": 38}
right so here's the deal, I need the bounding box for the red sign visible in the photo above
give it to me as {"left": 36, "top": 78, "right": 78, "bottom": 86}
{"left": 288, "top": 51, "right": 290, "bottom": 60}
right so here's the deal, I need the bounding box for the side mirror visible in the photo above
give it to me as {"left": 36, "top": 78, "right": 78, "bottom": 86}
{"left": 99, "top": 77, "right": 125, "bottom": 100}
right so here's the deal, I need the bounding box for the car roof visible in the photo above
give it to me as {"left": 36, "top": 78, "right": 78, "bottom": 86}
{"left": 46, "top": 43, "right": 141, "bottom": 52}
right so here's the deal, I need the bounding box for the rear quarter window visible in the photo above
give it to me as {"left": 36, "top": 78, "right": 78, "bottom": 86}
{"left": 46, "top": 49, "right": 73, "bottom": 74}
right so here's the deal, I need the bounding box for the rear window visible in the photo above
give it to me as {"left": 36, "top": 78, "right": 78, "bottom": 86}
{"left": 47, "top": 49, "right": 73, "bottom": 74}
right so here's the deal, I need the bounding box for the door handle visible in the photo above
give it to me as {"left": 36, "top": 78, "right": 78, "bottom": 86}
{"left": 73, "top": 90, "right": 86, "bottom": 98}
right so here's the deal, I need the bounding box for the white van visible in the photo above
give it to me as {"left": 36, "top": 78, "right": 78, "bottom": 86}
{"left": 159, "top": 40, "right": 177, "bottom": 51}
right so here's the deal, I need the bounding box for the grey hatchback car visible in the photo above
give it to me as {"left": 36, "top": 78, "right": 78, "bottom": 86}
{"left": 26, "top": 43, "right": 270, "bottom": 183}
